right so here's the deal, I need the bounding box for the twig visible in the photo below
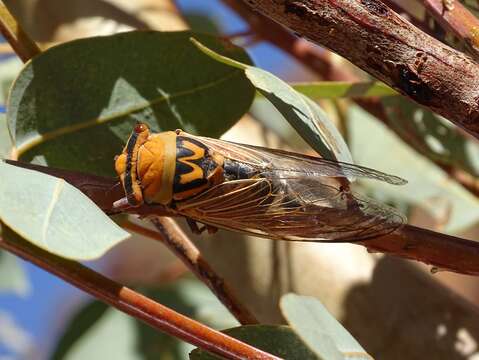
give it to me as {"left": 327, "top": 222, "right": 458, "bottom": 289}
{"left": 360, "top": 224, "right": 479, "bottom": 275}
{"left": 122, "top": 218, "right": 259, "bottom": 325}
{"left": 0, "top": 231, "right": 278, "bottom": 360}
{"left": 9, "top": 160, "right": 479, "bottom": 276}
{"left": 421, "top": 0, "right": 479, "bottom": 60}
{"left": 240, "top": 0, "right": 479, "bottom": 140}
{"left": 0, "top": 1, "right": 40, "bottom": 62}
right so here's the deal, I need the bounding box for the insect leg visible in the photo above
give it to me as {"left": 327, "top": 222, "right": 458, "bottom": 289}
{"left": 206, "top": 224, "right": 218, "bottom": 234}
{"left": 186, "top": 218, "right": 206, "bottom": 234}
{"left": 186, "top": 218, "right": 218, "bottom": 235}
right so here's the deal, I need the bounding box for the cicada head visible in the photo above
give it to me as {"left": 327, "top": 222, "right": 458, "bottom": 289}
{"left": 115, "top": 122, "right": 151, "bottom": 206}
{"left": 115, "top": 122, "right": 177, "bottom": 207}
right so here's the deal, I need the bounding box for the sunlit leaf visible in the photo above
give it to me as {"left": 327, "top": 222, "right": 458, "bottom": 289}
{"left": 190, "top": 325, "right": 318, "bottom": 359}
{"left": 280, "top": 293, "right": 371, "bottom": 360}
{"left": 191, "top": 37, "right": 353, "bottom": 165}
{"left": 0, "top": 161, "right": 129, "bottom": 259}
{"left": 289, "top": 81, "right": 396, "bottom": 99}
{"left": 7, "top": 31, "right": 255, "bottom": 176}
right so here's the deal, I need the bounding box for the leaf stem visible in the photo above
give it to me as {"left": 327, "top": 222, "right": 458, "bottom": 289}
{"left": 0, "top": 231, "right": 277, "bottom": 360}
{"left": 123, "top": 218, "right": 259, "bottom": 325}
{"left": 0, "top": 1, "right": 40, "bottom": 62}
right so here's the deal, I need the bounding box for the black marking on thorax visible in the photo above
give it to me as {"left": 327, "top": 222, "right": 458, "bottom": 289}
{"left": 124, "top": 131, "right": 138, "bottom": 198}
{"left": 173, "top": 136, "right": 215, "bottom": 194}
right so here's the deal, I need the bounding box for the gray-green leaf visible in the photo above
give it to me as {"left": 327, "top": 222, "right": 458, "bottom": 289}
{"left": 191, "top": 37, "right": 353, "bottom": 165}
{"left": 280, "top": 293, "right": 372, "bottom": 360}
{"left": 0, "top": 161, "right": 129, "bottom": 260}
{"left": 290, "top": 81, "right": 396, "bottom": 99}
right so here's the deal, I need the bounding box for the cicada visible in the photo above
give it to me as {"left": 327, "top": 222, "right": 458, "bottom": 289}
{"left": 114, "top": 123, "right": 406, "bottom": 242}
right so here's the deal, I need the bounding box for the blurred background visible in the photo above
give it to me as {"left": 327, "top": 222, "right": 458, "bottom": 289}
{"left": 2, "top": 1, "right": 479, "bottom": 359}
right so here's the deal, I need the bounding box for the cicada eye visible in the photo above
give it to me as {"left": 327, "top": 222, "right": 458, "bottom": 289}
{"left": 134, "top": 123, "right": 148, "bottom": 134}
{"left": 114, "top": 155, "right": 119, "bottom": 161}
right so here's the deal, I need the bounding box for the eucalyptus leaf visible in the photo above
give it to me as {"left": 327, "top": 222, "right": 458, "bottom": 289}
{"left": 7, "top": 31, "right": 255, "bottom": 176}
{"left": 280, "top": 293, "right": 372, "bottom": 360}
{"left": 0, "top": 161, "right": 129, "bottom": 260}
{"left": 191, "top": 38, "right": 353, "bottom": 164}
{"left": 289, "top": 81, "right": 397, "bottom": 99}
{"left": 190, "top": 325, "right": 319, "bottom": 360}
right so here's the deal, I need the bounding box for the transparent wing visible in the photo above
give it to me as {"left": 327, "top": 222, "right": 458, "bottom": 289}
{"left": 191, "top": 134, "right": 407, "bottom": 185}
{"left": 175, "top": 174, "right": 406, "bottom": 243}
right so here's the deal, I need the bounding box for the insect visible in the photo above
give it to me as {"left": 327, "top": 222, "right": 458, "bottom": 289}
{"left": 114, "top": 123, "right": 407, "bottom": 242}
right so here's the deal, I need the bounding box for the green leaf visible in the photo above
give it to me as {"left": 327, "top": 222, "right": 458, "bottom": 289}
{"left": 0, "top": 248, "right": 30, "bottom": 297}
{"left": 8, "top": 31, "right": 255, "bottom": 176}
{"left": 280, "top": 293, "right": 372, "bottom": 360}
{"left": 290, "top": 81, "right": 397, "bottom": 99}
{"left": 0, "top": 161, "right": 129, "bottom": 260}
{"left": 191, "top": 38, "right": 353, "bottom": 164}
{"left": 190, "top": 325, "right": 318, "bottom": 360}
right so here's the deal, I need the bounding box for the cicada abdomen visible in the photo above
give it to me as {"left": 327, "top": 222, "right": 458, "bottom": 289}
{"left": 114, "top": 123, "right": 407, "bottom": 242}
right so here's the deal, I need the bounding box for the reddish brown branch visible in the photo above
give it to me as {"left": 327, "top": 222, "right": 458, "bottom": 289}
{"left": 421, "top": 0, "right": 479, "bottom": 60}
{"left": 8, "top": 160, "right": 479, "bottom": 276}
{"left": 0, "top": 231, "right": 278, "bottom": 360}
{"left": 240, "top": 0, "right": 479, "bottom": 140}
{"left": 361, "top": 225, "right": 479, "bottom": 275}
{"left": 123, "top": 218, "right": 259, "bottom": 325}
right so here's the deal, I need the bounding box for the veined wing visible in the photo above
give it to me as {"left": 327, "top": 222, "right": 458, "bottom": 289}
{"left": 174, "top": 175, "right": 406, "bottom": 243}
{"left": 189, "top": 134, "right": 407, "bottom": 185}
